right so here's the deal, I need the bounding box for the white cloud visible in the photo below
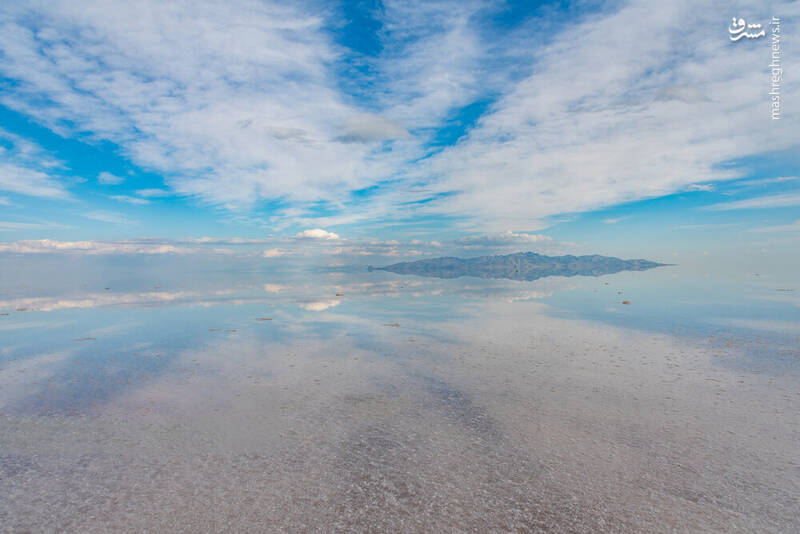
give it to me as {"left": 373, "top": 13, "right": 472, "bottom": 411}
{"left": 734, "top": 176, "right": 797, "bottom": 188}
{"left": 0, "top": 221, "right": 69, "bottom": 231}
{"left": 454, "top": 231, "right": 552, "bottom": 248}
{"left": 0, "top": 238, "right": 238, "bottom": 255}
{"left": 298, "top": 299, "right": 340, "bottom": 311}
{"left": 0, "top": 239, "right": 176, "bottom": 254}
{"left": 673, "top": 223, "right": 741, "bottom": 230}
{"left": 262, "top": 248, "right": 287, "bottom": 258}
{"left": 686, "top": 184, "right": 715, "bottom": 192}
{"left": 0, "top": 163, "right": 68, "bottom": 199}
{"left": 0, "top": 0, "right": 797, "bottom": 230}
{"left": 135, "top": 188, "right": 171, "bottom": 198}
{"left": 0, "top": 0, "right": 404, "bottom": 210}
{"left": 0, "top": 129, "right": 69, "bottom": 199}
{"left": 83, "top": 210, "right": 134, "bottom": 224}
{"left": 603, "top": 216, "right": 631, "bottom": 224}
{"left": 749, "top": 220, "right": 800, "bottom": 233}
{"left": 338, "top": 114, "right": 411, "bottom": 142}
{"left": 417, "top": 0, "right": 800, "bottom": 229}
{"left": 263, "top": 284, "right": 286, "bottom": 293}
{"left": 179, "top": 237, "right": 271, "bottom": 244}
{"left": 98, "top": 171, "right": 124, "bottom": 185}
{"left": 109, "top": 194, "right": 150, "bottom": 205}
{"left": 295, "top": 228, "right": 340, "bottom": 240}
{"left": 704, "top": 193, "right": 800, "bottom": 211}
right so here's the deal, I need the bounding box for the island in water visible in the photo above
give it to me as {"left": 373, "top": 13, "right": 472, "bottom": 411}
{"left": 369, "top": 252, "right": 667, "bottom": 281}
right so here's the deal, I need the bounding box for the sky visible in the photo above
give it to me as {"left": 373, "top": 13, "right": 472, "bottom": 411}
{"left": 0, "top": 0, "right": 798, "bottom": 267}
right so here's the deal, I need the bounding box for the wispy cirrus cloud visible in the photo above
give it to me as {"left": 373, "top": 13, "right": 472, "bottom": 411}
{"left": 686, "top": 184, "right": 715, "bottom": 192}
{"left": 83, "top": 211, "right": 134, "bottom": 225}
{"left": 0, "top": 129, "right": 70, "bottom": 199}
{"left": 0, "top": 239, "right": 232, "bottom": 255}
{"left": 749, "top": 220, "right": 800, "bottom": 233}
{"left": 109, "top": 195, "right": 150, "bottom": 205}
{"left": 0, "top": 221, "right": 70, "bottom": 231}
{"left": 0, "top": 0, "right": 410, "bottom": 212}
{"left": 0, "top": 0, "right": 797, "bottom": 234}
{"left": 704, "top": 193, "right": 800, "bottom": 211}
{"left": 97, "top": 172, "right": 124, "bottom": 185}
{"left": 417, "top": 0, "right": 800, "bottom": 229}
{"left": 134, "top": 189, "right": 172, "bottom": 198}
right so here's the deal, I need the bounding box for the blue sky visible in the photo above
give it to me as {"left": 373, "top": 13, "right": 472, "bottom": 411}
{"left": 0, "top": 0, "right": 798, "bottom": 265}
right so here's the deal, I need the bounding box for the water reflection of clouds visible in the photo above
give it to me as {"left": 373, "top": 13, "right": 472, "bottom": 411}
{"left": 298, "top": 300, "right": 341, "bottom": 311}
{"left": 2, "top": 266, "right": 799, "bottom": 530}
{"left": 0, "top": 274, "right": 579, "bottom": 313}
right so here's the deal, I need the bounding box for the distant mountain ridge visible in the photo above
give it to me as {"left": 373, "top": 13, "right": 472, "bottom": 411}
{"left": 369, "top": 252, "right": 667, "bottom": 281}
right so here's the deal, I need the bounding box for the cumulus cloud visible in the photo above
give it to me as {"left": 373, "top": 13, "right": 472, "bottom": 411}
{"left": 295, "top": 228, "right": 340, "bottom": 240}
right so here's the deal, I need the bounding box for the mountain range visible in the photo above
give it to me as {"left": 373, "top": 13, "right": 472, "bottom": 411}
{"left": 369, "top": 252, "right": 667, "bottom": 281}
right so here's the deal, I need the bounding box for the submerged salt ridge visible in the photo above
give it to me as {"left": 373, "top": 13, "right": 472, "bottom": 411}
{"left": 1, "top": 262, "right": 799, "bottom": 532}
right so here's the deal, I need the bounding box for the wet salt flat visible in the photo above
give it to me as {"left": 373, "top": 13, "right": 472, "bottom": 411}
{"left": 1, "top": 258, "right": 799, "bottom": 532}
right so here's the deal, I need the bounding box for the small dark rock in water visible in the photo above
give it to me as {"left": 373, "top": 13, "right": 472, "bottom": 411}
{"left": 622, "top": 301, "right": 631, "bottom": 305}
{"left": 383, "top": 323, "right": 401, "bottom": 327}
{"left": 256, "top": 318, "right": 272, "bottom": 321}
{"left": 208, "top": 328, "right": 222, "bottom": 332}
{"left": 335, "top": 293, "right": 344, "bottom": 296}
{"left": 73, "top": 337, "right": 96, "bottom": 341}
{"left": 0, "top": 313, "right": 8, "bottom": 316}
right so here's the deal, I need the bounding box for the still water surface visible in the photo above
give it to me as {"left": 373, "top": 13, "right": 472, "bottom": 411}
{"left": 1, "top": 257, "right": 798, "bottom": 532}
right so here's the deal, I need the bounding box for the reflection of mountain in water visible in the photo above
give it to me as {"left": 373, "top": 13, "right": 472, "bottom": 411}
{"left": 369, "top": 252, "right": 666, "bottom": 281}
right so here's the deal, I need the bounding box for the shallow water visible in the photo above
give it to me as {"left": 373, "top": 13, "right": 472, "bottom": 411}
{"left": 1, "top": 257, "right": 799, "bottom": 532}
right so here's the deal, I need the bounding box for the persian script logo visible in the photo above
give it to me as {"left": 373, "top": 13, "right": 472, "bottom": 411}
{"left": 728, "top": 17, "right": 765, "bottom": 40}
